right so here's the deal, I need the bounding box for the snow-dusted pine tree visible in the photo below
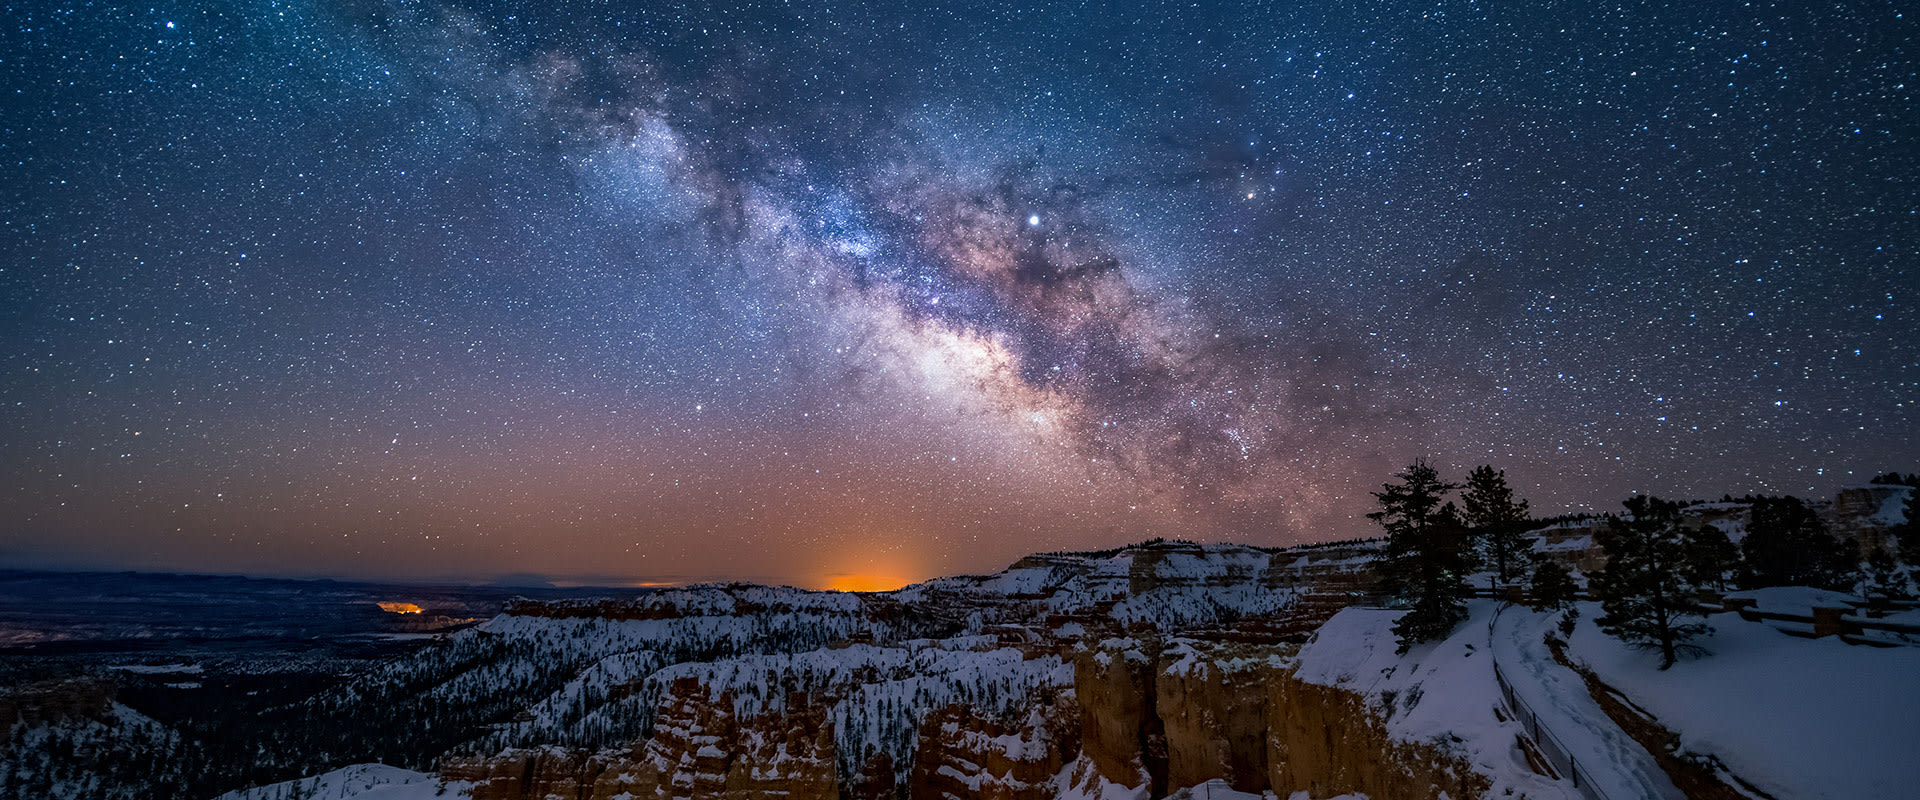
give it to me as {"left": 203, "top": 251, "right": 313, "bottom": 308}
{"left": 1370, "top": 459, "right": 1473, "bottom": 652}
{"left": 1528, "top": 559, "right": 1577, "bottom": 610}
{"left": 1740, "top": 496, "right": 1853, "bottom": 590}
{"left": 1462, "top": 464, "right": 1531, "bottom": 586}
{"left": 1592, "top": 495, "right": 1711, "bottom": 669}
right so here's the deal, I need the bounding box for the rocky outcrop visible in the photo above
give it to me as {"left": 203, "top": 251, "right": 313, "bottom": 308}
{"left": 1072, "top": 639, "right": 1160, "bottom": 793}
{"left": 1264, "top": 671, "right": 1489, "bottom": 800}
{"left": 1128, "top": 541, "right": 1263, "bottom": 595}
{"left": 909, "top": 691, "right": 1080, "bottom": 800}
{"left": 721, "top": 690, "right": 837, "bottom": 799}
{"left": 0, "top": 678, "right": 115, "bottom": 746}
{"left": 1156, "top": 642, "right": 1268, "bottom": 793}
{"left": 442, "top": 747, "right": 595, "bottom": 800}
{"left": 1061, "top": 636, "right": 1489, "bottom": 800}
{"left": 844, "top": 751, "right": 896, "bottom": 800}
{"left": 444, "top": 677, "right": 837, "bottom": 800}
{"left": 1827, "top": 483, "right": 1911, "bottom": 552}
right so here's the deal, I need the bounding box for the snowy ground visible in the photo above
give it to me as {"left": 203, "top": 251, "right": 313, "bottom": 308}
{"left": 1563, "top": 598, "right": 1920, "bottom": 800}
{"left": 1491, "top": 608, "right": 1684, "bottom": 800}
{"left": 1293, "top": 602, "right": 1584, "bottom": 800}
{"left": 1160, "top": 779, "right": 1367, "bottom": 800}
{"left": 211, "top": 764, "right": 465, "bottom": 800}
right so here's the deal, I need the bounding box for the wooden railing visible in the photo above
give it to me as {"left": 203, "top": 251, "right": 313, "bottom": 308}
{"left": 1714, "top": 597, "right": 1920, "bottom": 643}
{"left": 1474, "top": 586, "right": 1920, "bottom": 645}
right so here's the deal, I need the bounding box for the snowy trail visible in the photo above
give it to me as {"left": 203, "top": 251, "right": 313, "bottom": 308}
{"left": 1489, "top": 605, "right": 1684, "bottom": 800}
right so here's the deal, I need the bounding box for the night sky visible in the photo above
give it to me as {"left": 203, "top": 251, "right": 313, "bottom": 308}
{"left": 3, "top": 0, "right": 1914, "bottom": 587}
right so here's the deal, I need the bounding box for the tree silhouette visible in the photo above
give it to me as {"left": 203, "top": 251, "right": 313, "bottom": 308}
{"left": 1528, "top": 559, "right": 1578, "bottom": 610}
{"left": 1462, "top": 465, "right": 1531, "bottom": 585}
{"left": 1592, "top": 496, "right": 1711, "bottom": 669}
{"left": 1894, "top": 487, "right": 1919, "bottom": 566}
{"left": 1370, "top": 459, "right": 1472, "bottom": 651}
{"left": 1740, "top": 496, "right": 1853, "bottom": 590}
{"left": 1681, "top": 523, "right": 1740, "bottom": 592}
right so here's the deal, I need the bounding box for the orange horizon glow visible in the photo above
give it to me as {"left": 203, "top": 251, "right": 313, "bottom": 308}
{"left": 377, "top": 602, "right": 424, "bottom": 614}
{"left": 822, "top": 573, "right": 915, "bottom": 593}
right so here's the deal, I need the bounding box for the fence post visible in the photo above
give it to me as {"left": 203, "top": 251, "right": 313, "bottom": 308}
{"left": 1723, "top": 597, "right": 1758, "bottom": 619}
{"left": 1812, "top": 606, "right": 1847, "bottom": 637}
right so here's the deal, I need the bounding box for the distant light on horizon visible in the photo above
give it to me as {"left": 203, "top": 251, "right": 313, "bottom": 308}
{"left": 823, "top": 573, "right": 915, "bottom": 593}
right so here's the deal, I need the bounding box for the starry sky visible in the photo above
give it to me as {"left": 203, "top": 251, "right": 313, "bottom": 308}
{"left": 2, "top": 0, "right": 1914, "bottom": 587}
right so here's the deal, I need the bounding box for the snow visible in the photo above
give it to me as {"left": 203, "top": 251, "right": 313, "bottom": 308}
{"left": 962, "top": 566, "right": 1062, "bottom": 595}
{"left": 1491, "top": 608, "right": 1684, "bottom": 800}
{"left": 112, "top": 662, "right": 204, "bottom": 674}
{"left": 905, "top": 543, "right": 1304, "bottom": 630}
{"left": 1702, "top": 516, "right": 1747, "bottom": 542}
{"left": 210, "top": 764, "right": 465, "bottom": 800}
{"left": 829, "top": 645, "right": 1074, "bottom": 782}
{"left": 1722, "top": 585, "right": 1856, "bottom": 616}
{"left": 1292, "top": 603, "right": 1580, "bottom": 800}
{"left": 1160, "top": 779, "right": 1269, "bottom": 799}
{"left": 1868, "top": 484, "right": 1912, "bottom": 525}
{"left": 1566, "top": 599, "right": 1920, "bottom": 800}
{"left": 1160, "top": 639, "right": 1276, "bottom": 679}
{"left": 1054, "top": 755, "right": 1149, "bottom": 800}
{"left": 1533, "top": 534, "right": 1597, "bottom": 553}
{"left": 465, "top": 649, "right": 663, "bottom": 752}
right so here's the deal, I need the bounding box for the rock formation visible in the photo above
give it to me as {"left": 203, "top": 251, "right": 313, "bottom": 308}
{"left": 445, "top": 676, "right": 837, "bottom": 800}
{"left": 908, "top": 691, "right": 1079, "bottom": 800}
{"left": 432, "top": 542, "right": 1502, "bottom": 800}
{"left": 1264, "top": 671, "right": 1489, "bottom": 800}
{"left": 1156, "top": 642, "right": 1269, "bottom": 793}
{"left": 0, "top": 678, "right": 115, "bottom": 746}
{"left": 1072, "top": 640, "right": 1159, "bottom": 793}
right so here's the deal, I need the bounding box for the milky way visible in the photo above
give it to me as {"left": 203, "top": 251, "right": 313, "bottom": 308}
{"left": 1, "top": 0, "right": 1913, "bottom": 585}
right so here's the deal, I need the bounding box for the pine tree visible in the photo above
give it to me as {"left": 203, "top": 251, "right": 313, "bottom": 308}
{"left": 1681, "top": 523, "right": 1739, "bottom": 592}
{"left": 1528, "top": 559, "right": 1578, "bottom": 610}
{"left": 1370, "top": 459, "right": 1471, "bottom": 651}
{"left": 1740, "top": 496, "right": 1854, "bottom": 589}
{"left": 1895, "top": 487, "right": 1919, "bottom": 566}
{"left": 1861, "top": 546, "right": 1911, "bottom": 601}
{"left": 1592, "top": 495, "right": 1711, "bottom": 669}
{"left": 1462, "top": 465, "right": 1532, "bottom": 585}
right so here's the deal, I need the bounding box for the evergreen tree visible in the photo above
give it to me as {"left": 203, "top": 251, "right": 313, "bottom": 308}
{"left": 1681, "top": 523, "right": 1740, "bottom": 592}
{"left": 1592, "top": 495, "right": 1711, "bottom": 669}
{"left": 1740, "top": 496, "right": 1854, "bottom": 589}
{"left": 1370, "top": 460, "right": 1472, "bottom": 651}
{"left": 1895, "top": 487, "right": 1920, "bottom": 566}
{"left": 1528, "top": 559, "right": 1578, "bottom": 610}
{"left": 1462, "top": 465, "right": 1532, "bottom": 585}
{"left": 1861, "top": 546, "right": 1911, "bottom": 601}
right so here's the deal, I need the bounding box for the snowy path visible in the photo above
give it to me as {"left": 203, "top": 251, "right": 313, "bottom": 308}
{"left": 1489, "top": 605, "right": 1684, "bottom": 800}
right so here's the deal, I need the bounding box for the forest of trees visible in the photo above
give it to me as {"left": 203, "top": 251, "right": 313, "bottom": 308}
{"left": 1370, "top": 460, "right": 1918, "bottom": 662}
